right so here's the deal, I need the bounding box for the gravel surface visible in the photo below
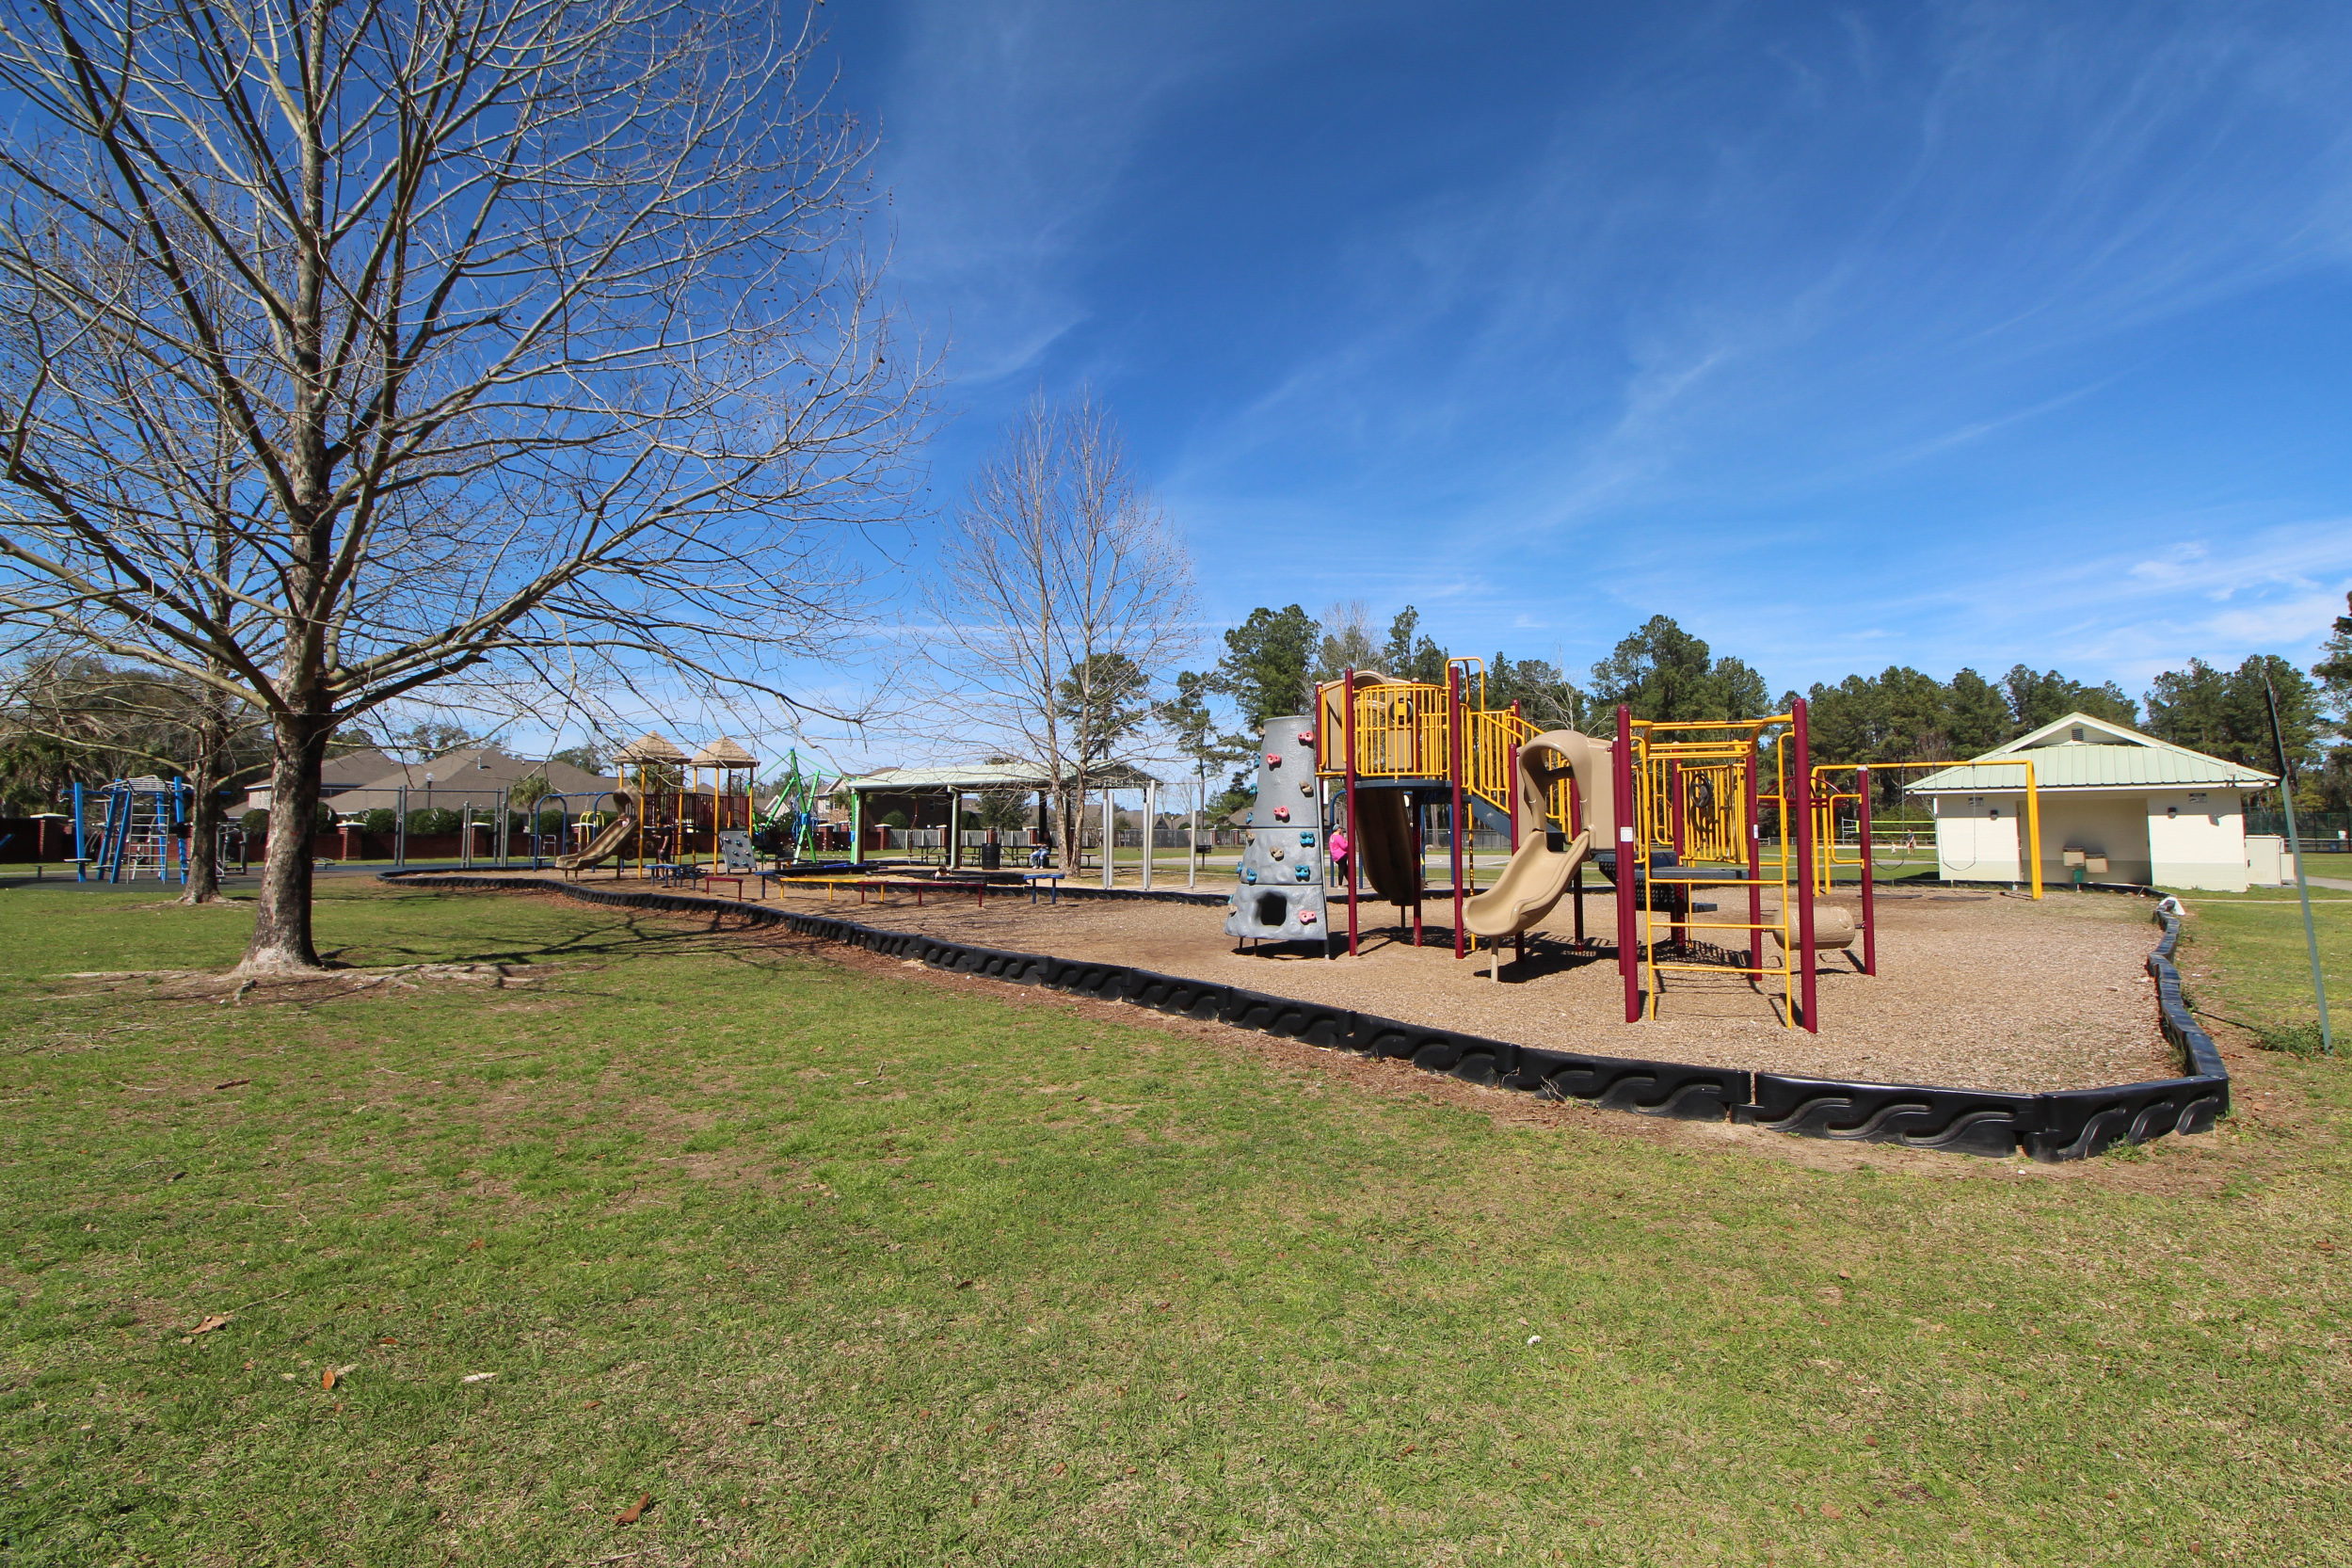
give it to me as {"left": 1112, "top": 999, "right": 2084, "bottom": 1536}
{"left": 499, "top": 869, "right": 2180, "bottom": 1093}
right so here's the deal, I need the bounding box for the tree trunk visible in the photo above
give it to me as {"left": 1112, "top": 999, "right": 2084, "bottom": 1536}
{"left": 180, "top": 762, "right": 224, "bottom": 904}
{"left": 178, "top": 689, "right": 231, "bottom": 904}
{"left": 237, "top": 712, "right": 331, "bottom": 974}
{"left": 1058, "top": 784, "right": 1083, "bottom": 875}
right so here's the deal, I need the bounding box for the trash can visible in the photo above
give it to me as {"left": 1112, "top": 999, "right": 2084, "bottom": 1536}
{"left": 980, "top": 842, "right": 1002, "bottom": 871}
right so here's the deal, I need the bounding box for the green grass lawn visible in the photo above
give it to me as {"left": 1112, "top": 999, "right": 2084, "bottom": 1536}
{"left": 2168, "top": 883, "right": 2350, "bottom": 1052}
{"left": 3, "top": 879, "right": 2349, "bottom": 1565}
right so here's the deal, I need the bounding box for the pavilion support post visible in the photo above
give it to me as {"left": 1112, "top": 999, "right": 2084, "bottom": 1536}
{"left": 1142, "top": 780, "right": 1157, "bottom": 891}
{"left": 1101, "top": 788, "right": 1114, "bottom": 889}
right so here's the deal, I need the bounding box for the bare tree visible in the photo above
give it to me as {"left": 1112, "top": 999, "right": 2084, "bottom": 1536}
{"left": 0, "top": 0, "right": 930, "bottom": 971}
{"left": 1313, "top": 599, "right": 1376, "bottom": 682}
{"left": 924, "top": 391, "right": 1194, "bottom": 869}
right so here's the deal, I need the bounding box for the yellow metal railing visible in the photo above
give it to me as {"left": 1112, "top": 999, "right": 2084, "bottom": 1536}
{"left": 1808, "top": 760, "right": 2040, "bottom": 899}
{"left": 1314, "top": 677, "right": 1553, "bottom": 824}
{"left": 1629, "top": 715, "right": 1797, "bottom": 1025}
{"left": 1316, "top": 679, "right": 1452, "bottom": 782}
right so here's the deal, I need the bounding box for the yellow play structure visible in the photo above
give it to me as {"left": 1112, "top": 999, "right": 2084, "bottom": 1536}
{"left": 1308, "top": 664, "right": 2034, "bottom": 1032}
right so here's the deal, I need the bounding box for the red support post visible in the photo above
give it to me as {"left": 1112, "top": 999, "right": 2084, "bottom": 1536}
{"left": 1344, "top": 668, "right": 1360, "bottom": 957}
{"left": 1506, "top": 743, "right": 1520, "bottom": 853}
{"left": 1857, "top": 764, "right": 1876, "bottom": 977}
{"left": 1448, "top": 664, "right": 1467, "bottom": 960}
{"left": 1792, "top": 698, "right": 1818, "bottom": 1032}
{"left": 1614, "top": 704, "right": 1640, "bottom": 1023}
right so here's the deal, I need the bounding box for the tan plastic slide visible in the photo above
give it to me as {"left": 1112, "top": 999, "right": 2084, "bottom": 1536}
{"left": 555, "top": 792, "right": 637, "bottom": 872}
{"left": 1351, "top": 787, "right": 1423, "bottom": 906}
{"left": 1462, "top": 729, "right": 1612, "bottom": 978}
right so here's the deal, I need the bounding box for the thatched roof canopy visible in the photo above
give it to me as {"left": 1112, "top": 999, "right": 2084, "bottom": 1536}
{"left": 612, "top": 731, "right": 687, "bottom": 764}
{"left": 689, "top": 736, "right": 758, "bottom": 767}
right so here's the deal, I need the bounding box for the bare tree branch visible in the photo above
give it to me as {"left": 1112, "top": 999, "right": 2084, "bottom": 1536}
{"left": 0, "top": 0, "right": 934, "bottom": 969}
{"left": 920, "top": 389, "right": 1194, "bottom": 870}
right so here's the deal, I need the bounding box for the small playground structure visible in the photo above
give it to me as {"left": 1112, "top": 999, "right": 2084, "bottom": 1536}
{"left": 611, "top": 732, "right": 690, "bottom": 872}
{"left": 72, "top": 776, "right": 192, "bottom": 884}
{"left": 1292, "top": 664, "right": 2002, "bottom": 1032}
{"left": 689, "top": 737, "right": 758, "bottom": 870}
{"left": 554, "top": 791, "right": 639, "bottom": 874}
{"left": 552, "top": 731, "right": 769, "bottom": 879}
{"left": 757, "top": 749, "right": 832, "bottom": 866}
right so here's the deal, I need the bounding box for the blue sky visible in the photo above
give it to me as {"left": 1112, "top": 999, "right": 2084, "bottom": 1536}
{"left": 808, "top": 0, "right": 2352, "bottom": 734}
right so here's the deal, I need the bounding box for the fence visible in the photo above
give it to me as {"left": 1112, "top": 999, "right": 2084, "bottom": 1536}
{"left": 2248, "top": 809, "right": 2350, "bottom": 851}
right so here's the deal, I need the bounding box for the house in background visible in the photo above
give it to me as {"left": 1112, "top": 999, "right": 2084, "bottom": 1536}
{"left": 1906, "top": 712, "right": 2278, "bottom": 893}
{"left": 326, "top": 747, "right": 623, "bottom": 816}
{"left": 241, "top": 746, "right": 393, "bottom": 812}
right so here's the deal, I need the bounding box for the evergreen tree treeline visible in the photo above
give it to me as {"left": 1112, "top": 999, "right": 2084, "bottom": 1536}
{"left": 1202, "top": 601, "right": 2350, "bottom": 813}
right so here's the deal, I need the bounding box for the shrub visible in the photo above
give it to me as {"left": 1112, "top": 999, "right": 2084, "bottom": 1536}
{"left": 405, "top": 808, "right": 460, "bottom": 836}
{"left": 360, "top": 808, "right": 397, "bottom": 835}
{"left": 239, "top": 809, "right": 268, "bottom": 839}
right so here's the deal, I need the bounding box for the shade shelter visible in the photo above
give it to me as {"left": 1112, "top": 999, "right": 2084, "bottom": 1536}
{"left": 835, "top": 760, "right": 1165, "bottom": 885}
{"left": 1907, "top": 712, "right": 2277, "bottom": 892}
{"left": 611, "top": 731, "right": 689, "bottom": 873}
{"left": 688, "top": 737, "right": 758, "bottom": 871}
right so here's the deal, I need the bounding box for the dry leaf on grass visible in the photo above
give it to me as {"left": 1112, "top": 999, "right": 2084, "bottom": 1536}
{"left": 189, "top": 1314, "right": 232, "bottom": 1334}
{"left": 461, "top": 1371, "right": 495, "bottom": 1384}
{"left": 321, "top": 1368, "right": 337, "bottom": 1391}
{"left": 614, "top": 1493, "right": 653, "bottom": 1525}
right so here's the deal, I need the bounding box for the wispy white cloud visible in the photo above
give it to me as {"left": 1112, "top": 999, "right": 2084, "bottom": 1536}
{"left": 841, "top": 1, "right": 2352, "bottom": 714}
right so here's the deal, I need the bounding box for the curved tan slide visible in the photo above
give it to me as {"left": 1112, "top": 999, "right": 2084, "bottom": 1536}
{"left": 555, "top": 792, "right": 637, "bottom": 872}
{"left": 1464, "top": 826, "right": 1592, "bottom": 939}
{"left": 1461, "top": 729, "right": 1613, "bottom": 977}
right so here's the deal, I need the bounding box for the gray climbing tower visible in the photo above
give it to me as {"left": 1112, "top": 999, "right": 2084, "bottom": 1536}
{"left": 1223, "top": 714, "right": 1329, "bottom": 943}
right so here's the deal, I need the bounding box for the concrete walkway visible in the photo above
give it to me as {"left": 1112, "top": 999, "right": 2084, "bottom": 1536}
{"left": 2302, "top": 873, "right": 2352, "bottom": 893}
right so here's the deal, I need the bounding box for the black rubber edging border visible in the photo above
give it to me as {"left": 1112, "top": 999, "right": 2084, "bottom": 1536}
{"left": 385, "top": 872, "right": 2226, "bottom": 1162}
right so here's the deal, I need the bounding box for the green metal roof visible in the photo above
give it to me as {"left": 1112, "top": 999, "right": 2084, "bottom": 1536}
{"left": 1904, "top": 712, "right": 2275, "bottom": 794}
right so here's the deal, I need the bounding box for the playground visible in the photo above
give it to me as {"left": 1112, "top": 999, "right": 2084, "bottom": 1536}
{"left": 410, "top": 668, "right": 2216, "bottom": 1123}
{"left": 712, "top": 874, "right": 2176, "bottom": 1094}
